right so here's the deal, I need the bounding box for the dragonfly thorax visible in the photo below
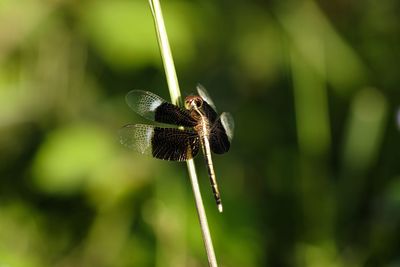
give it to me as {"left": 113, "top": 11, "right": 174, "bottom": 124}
{"left": 185, "top": 95, "right": 207, "bottom": 125}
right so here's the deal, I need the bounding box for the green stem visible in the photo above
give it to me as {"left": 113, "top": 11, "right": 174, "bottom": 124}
{"left": 148, "top": 1, "right": 218, "bottom": 267}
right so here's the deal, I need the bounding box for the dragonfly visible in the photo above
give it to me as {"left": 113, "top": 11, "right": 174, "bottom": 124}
{"left": 119, "top": 84, "right": 234, "bottom": 212}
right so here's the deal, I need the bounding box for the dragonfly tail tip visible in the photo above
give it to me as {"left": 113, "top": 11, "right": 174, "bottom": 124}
{"left": 218, "top": 203, "right": 223, "bottom": 213}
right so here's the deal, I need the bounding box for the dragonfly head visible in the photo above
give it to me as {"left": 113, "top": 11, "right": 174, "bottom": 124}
{"left": 185, "top": 95, "right": 203, "bottom": 110}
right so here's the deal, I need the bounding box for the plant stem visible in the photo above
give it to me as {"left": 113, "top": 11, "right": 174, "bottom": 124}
{"left": 148, "top": 1, "right": 218, "bottom": 267}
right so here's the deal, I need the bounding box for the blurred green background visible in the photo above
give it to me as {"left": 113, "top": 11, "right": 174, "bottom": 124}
{"left": 1, "top": 0, "right": 400, "bottom": 266}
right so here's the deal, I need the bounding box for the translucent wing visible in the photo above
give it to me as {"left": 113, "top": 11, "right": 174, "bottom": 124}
{"left": 210, "top": 112, "right": 234, "bottom": 154}
{"left": 196, "top": 84, "right": 217, "bottom": 112}
{"left": 126, "top": 90, "right": 196, "bottom": 127}
{"left": 126, "top": 90, "right": 166, "bottom": 121}
{"left": 220, "top": 112, "right": 234, "bottom": 141}
{"left": 119, "top": 124, "right": 200, "bottom": 161}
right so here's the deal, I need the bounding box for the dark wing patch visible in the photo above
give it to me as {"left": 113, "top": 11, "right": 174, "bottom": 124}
{"left": 210, "top": 112, "right": 234, "bottom": 154}
{"left": 152, "top": 127, "right": 200, "bottom": 161}
{"left": 210, "top": 118, "right": 231, "bottom": 154}
{"left": 119, "top": 124, "right": 200, "bottom": 161}
{"left": 155, "top": 102, "right": 197, "bottom": 127}
{"left": 201, "top": 101, "right": 218, "bottom": 124}
{"left": 126, "top": 90, "right": 196, "bottom": 127}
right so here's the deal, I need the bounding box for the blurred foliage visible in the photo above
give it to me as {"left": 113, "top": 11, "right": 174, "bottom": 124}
{"left": 1, "top": 0, "right": 400, "bottom": 266}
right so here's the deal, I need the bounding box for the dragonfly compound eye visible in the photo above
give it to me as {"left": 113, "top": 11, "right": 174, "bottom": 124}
{"left": 195, "top": 98, "right": 203, "bottom": 108}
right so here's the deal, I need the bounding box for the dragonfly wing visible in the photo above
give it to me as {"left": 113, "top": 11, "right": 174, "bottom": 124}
{"left": 119, "top": 124, "right": 200, "bottom": 161}
{"left": 196, "top": 84, "right": 217, "bottom": 112}
{"left": 126, "top": 90, "right": 196, "bottom": 127}
{"left": 210, "top": 112, "right": 234, "bottom": 154}
{"left": 220, "top": 112, "right": 234, "bottom": 141}
{"left": 126, "top": 90, "right": 166, "bottom": 121}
